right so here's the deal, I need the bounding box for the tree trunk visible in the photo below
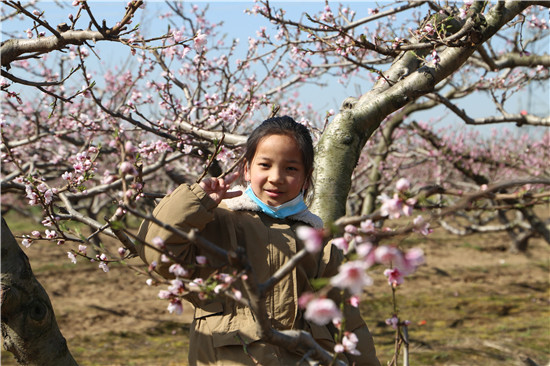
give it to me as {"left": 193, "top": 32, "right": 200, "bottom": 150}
{"left": 1, "top": 217, "right": 78, "bottom": 366}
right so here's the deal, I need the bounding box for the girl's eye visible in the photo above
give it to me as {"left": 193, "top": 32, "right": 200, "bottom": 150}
{"left": 287, "top": 166, "right": 298, "bottom": 171}
{"left": 259, "top": 163, "right": 270, "bottom": 168}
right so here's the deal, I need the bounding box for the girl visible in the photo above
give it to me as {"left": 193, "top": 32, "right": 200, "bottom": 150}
{"left": 137, "top": 116, "right": 380, "bottom": 366}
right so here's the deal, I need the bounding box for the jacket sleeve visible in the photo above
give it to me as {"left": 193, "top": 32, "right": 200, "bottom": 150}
{"left": 136, "top": 183, "right": 218, "bottom": 278}
{"left": 319, "top": 243, "right": 381, "bottom": 366}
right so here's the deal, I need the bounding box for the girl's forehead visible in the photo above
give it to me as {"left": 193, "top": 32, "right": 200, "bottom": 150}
{"left": 254, "top": 134, "right": 304, "bottom": 161}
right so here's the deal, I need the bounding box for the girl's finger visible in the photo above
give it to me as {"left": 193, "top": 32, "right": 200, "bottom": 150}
{"left": 224, "top": 190, "right": 243, "bottom": 199}
{"left": 223, "top": 171, "right": 240, "bottom": 185}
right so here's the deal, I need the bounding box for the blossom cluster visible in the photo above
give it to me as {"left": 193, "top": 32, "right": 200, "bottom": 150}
{"left": 61, "top": 146, "right": 99, "bottom": 191}
{"left": 378, "top": 178, "right": 416, "bottom": 219}
{"left": 298, "top": 178, "right": 428, "bottom": 333}
{"left": 299, "top": 243, "right": 425, "bottom": 328}
{"left": 150, "top": 237, "right": 243, "bottom": 315}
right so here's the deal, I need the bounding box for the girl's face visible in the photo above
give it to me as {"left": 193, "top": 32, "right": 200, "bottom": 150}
{"left": 245, "top": 134, "right": 308, "bottom": 207}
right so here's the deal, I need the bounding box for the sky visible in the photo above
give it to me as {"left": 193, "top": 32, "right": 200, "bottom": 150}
{"left": 1, "top": 1, "right": 548, "bottom": 137}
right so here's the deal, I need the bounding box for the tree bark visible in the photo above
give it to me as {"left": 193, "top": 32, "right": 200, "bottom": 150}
{"left": 1, "top": 217, "right": 78, "bottom": 366}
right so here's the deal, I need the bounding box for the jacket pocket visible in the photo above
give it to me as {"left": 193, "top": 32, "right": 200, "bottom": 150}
{"left": 307, "top": 321, "right": 336, "bottom": 342}
{"left": 194, "top": 301, "right": 224, "bottom": 319}
{"left": 197, "top": 304, "right": 262, "bottom": 348}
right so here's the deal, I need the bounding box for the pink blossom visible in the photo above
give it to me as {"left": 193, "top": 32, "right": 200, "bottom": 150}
{"left": 124, "top": 141, "right": 137, "bottom": 154}
{"left": 298, "top": 292, "right": 316, "bottom": 309}
{"left": 146, "top": 278, "right": 154, "bottom": 286}
{"left": 45, "top": 229, "right": 57, "bottom": 239}
{"left": 115, "top": 207, "right": 126, "bottom": 217}
{"left": 384, "top": 268, "right": 404, "bottom": 286}
{"left": 188, "top": 278, "right": 204, "bottom": 291}
{"left": 194, "top": 30, "right": 207, "bottom": 52}
{"left": 374, "top": 245, "right": 402, "bottom": 265}
{"left": 37, "top": 183, "right": 48, "bottom": 192}
{"left": 343, "top": 232, "right": 354, "bottom": 243}
{"left": 413, "top": 215, "right": 432, "bottom": 235}
{"left": 232, "top": 288, "right": 242, "bottom": 300}
{"left": 98, "top": 261, "right": 109, "bottom": 272}
{"left": 31, "top": 230, "right": 41, "bottom": 237}
{"left": 118, "top": 247, "right": 127, "bottom": 257}
{"left": 26, "top": 185, "right": 38, "bottom": 206}
{"left": 356, "top": 243, "right": 376, "bottom": 267}
{"left": 332, "top": 237, "right": 349, "bottom": 253}
{"left": 120, "top": 161, "right": 137, "bottom": 176}
{"left": 196, "top": 255, "right": 208, "bottom": 265}
{"left": 22, "top": 239, "right": 32, "bottom": 248}
{"left": 152, "top": 236, "right": 165, "bottom": 249}
{"left": 78, "top": 244, "right": 87, "bottom": 255}
{"left": 330, "top": 260, "right": 372, "bottom": 295}
{"left": 168, "top": 279, "right": 185, "bottom": 295}
{"left": 296, "top": 226, "right": 324, "bottom": 253}
{"left": 344, "top": 224, "right": 357, "bottom": 234}
{"left": 379, "top": 193, "right": 403, "bottom": 219}
{"left": 395, "top": 178, "right": 410, "bottom": 192}
{"left": 158, "top": 290, "right": 171, "bottom": 299}
{"left": 423, "top": 23, "right": 435, "bottom": 36}
{"left": 42, "top": 216, "right": 59, "bottom": 226}
{"left": 341, "top": 332, "right": 361, "bottom": 356}
{"left": 348, "top": 295, "right": 360, "bottom": 308}
{"left": 404, "top": 248, "right": 425, "bottom": 269}
{"left": 169, "top": 263, "right": 189, "bottom": 278}
{"left": 214, "top": 283, "right": 226, "bottom": 294}
{"left": 360, "top": 219, "right": 375, "bottom": 233}
{"left": 304, "top": 298, "right": 342, "bottom": 326}
{"left": 386, "top": 315, "right": 399, "bottom": 329}
{"left": 43, "top": 189, "right": 53, "bottom": 204}
{"left": 431, "top": 49, "right": 440, "bottom": 65}
{"left": 167, "top": 299, "right": 183, "bottom": 315}
{"left": 67, "top": 251, "right": 77, "bottom": 264}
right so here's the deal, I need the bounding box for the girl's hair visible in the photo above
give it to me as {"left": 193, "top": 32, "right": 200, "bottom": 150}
{"left": 243, "top": 115, "right": 315, "bottom": 199}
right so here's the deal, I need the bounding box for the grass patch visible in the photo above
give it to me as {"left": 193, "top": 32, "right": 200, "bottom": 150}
{"left": 367, "top": 279, "right": 550, "bottom": 365}
{"left": 1, "top": 326, "right": 191, "bottom": 366}
{"left": 69, "top": 324, "right": 191, "bottom": 366}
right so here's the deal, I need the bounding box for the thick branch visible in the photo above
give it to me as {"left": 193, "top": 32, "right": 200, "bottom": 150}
{"left": 2, "top": 31, "right": 113, "bottom": 67}
{"left": 1, "top": 217, "right": 78, "bottom": 366}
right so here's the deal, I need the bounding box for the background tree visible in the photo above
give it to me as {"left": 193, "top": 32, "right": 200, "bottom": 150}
{"left": 1, "top": 1, "right": 549, "bottom": 364}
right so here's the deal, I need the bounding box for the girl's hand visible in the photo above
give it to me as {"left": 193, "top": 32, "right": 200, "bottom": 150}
{"left": 199, "top": 172, "right": 242, "bottom": 205}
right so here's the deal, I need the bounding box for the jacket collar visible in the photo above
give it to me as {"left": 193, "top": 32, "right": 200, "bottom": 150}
{"left": 223, "top": 185, "right": 324, "bottom": 229}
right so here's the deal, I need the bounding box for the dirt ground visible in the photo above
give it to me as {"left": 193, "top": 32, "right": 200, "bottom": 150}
{"left": 2, "top": 217, "right": 549, "bottom": 366}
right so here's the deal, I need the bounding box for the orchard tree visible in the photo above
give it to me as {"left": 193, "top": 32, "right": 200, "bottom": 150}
{"left": 1, "top": 1, "right": 549, "bottom": 365}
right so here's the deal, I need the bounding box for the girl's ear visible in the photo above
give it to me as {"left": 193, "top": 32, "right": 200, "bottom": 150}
{"left": 244, "top": 160, "right": 251, "bottom": 182}
{"left": 302, "top": 169, "right": 313, "bottom": 190}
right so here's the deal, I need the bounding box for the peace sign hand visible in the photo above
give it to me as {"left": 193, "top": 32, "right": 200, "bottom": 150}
{"left": 199, "top": 172, "right": 242, "bottom": 205}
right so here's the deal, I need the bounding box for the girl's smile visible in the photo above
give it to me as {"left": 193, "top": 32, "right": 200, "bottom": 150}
{"left": 245, "top": 134, "right": 307, "bottom": 207}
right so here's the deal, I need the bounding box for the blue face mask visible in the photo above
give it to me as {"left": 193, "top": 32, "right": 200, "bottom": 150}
{"left": 245, "top": 186, "right": 307, "bottom": 219}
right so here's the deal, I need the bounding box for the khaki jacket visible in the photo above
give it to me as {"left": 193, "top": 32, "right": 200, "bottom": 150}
{"left": 137, "top": 183, "right": 380, "bottom": 366}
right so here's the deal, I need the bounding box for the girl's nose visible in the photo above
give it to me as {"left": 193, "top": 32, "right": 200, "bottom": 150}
{"left": 268, "top": 169, "right": 284, "bottom": 184}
